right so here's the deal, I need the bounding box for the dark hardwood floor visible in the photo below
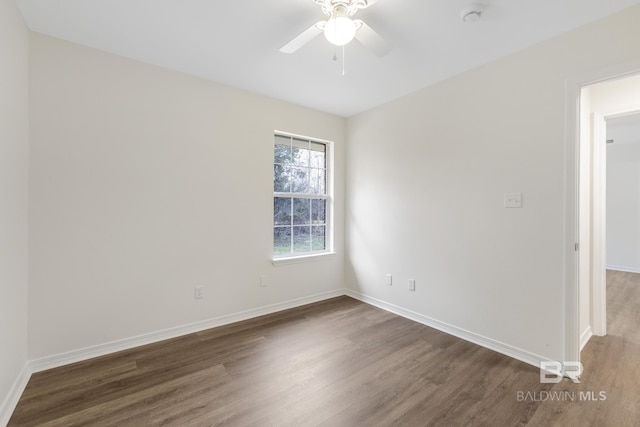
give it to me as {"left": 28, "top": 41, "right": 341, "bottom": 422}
{"left": 8, "top": 271, "right": 640, "bottom": 426}
{"left": 525, "top": 270, "right": 640, "bottom": 427}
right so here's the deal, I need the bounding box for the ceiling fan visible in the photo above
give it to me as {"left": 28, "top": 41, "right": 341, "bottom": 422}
{"left": 280, "top": 0, "right": 392, "bottom": 57}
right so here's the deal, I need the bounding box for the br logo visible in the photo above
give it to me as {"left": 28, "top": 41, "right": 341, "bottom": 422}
{"left": 540, "top": 361, "right": 583, "bottom": 383}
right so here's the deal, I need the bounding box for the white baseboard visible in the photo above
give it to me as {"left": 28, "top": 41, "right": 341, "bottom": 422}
{"left": 29, "top": 289, "right": 345, "bottom": 373}
{"left": 0, "top": 363, "right": 31, "bottom": 427}
{"left": 606, "top": 264, "right": 640, "bottom": 274}
{"left": 10, "top": 287, "right": 552, "bottom": 424}
{"left": 580, "top": 326, "right": 593, "bottom": 350}
{"left": 27, "top": 288, "right": 548, "bottom": 374}
{"left": 345, "top": 289, "right": 547, "bottom": 369}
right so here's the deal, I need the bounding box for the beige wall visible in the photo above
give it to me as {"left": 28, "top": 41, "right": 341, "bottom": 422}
{"left": 346, "top": 5, "right": 640, "bottom": 363}
{"left": 590, "top": 74, "right": 640, "bottom": 115}
{"left": 0, "top": 0, "right": 30, "bottom": 420}
{"left": 28, "top": 34, "right": 346, "bottom": 359}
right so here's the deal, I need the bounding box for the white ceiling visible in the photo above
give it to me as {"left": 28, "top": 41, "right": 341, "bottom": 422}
{"left": 17, "top": 0, "right": 640, "bottom": 117}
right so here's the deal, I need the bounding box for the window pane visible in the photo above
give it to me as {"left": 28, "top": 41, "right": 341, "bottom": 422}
{"left": 291, "top": 167, "right": 310, "bottom": 193}
{"left": 310, "top": 147, "right": 325, "bottom": 169}
{"left": 274, "top": 227, "right": 291, "bottom": 255}
{"left": 291, "top": 137, "right": 309, "bottom": 149}
{"left": 274, "top": 144, "right": 291, "bottom": 164}
{"left": 275, "top": 134, "right": 291, "bottom": 146}
{"left": 274, "top": 197, "right": 292, "bottom": 225}
{"left": 274, "top": 164, "right": 291, "bottom": 192}
{"left": 312, "top": 226, "right": 326, "bottom": 251}
{"left": 309, "top": 141, "right": 325, "bottom": 152}
{"left": 310, "top": 169, "right": 326, "bottom": 195}
{"left": 293, "top": 226, "right": 311, "bottom": 252}
{"left": 293, "top": 198, "right": 311, "bottom": 225}
{"left": 311, "top": 199, "right": 326, "bottom": 224}
{"left": 292, "top": 146, "right": 310, "bottom": 167}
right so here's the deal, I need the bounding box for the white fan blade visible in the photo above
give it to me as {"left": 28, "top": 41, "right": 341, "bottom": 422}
{"left": 354, "top": 20, "right": 391, "bottom": 57}
{"left": 360, "top": 0, "right": 379, "bottom": 8}
{"left": 280, "top": 21, "right": 325, "bottom": 54}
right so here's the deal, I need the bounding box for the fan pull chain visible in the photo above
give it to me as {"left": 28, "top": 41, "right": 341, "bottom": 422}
{"left": 331, "top": 47, "right": 346, "bottom": 76}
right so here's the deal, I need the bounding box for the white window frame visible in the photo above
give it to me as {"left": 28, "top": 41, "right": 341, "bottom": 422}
{"left": 273, "top": 131, "right": 334, "bottom": 264}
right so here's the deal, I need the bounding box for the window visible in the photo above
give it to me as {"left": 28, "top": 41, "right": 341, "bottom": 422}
{"left": 273, "top": 132, "right": 331, "bottom": 258}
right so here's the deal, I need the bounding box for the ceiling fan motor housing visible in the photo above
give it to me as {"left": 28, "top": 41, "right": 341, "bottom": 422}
{"left": 314, "top": 0, "right": 373, "bottom": 17}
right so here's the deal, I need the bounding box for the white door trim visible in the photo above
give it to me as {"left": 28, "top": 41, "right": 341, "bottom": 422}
{"left": 591, "top": 112, "right": 607, "bottom": 336}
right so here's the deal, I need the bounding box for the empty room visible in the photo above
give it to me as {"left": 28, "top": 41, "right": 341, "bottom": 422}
{"left": 2, "top": 0, "right": 640, "bottom": 425}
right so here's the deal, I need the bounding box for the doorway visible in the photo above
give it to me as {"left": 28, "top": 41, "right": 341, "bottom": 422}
{"left": 605, "top": 114, "right": 640, "bottom": 274}
{"left": 577, "top": 73, "right": 640, "bottom": 356}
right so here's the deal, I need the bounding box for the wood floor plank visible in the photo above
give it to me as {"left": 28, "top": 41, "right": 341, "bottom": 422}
{"left": 8, "top": 277, "right": 640, "bottom": 426}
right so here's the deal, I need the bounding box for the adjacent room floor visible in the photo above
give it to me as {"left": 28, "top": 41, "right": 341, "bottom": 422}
{"left": 9, "top": 271, "right": 640, "bottom": 426}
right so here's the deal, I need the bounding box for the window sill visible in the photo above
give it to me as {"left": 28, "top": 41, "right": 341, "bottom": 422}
{"left": 272, "top": 252, "right": 336, "bottom": 266}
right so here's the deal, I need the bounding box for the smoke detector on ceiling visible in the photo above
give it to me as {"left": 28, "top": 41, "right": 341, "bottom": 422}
{"left": 461, "top": 3, "right": 486, "bottom": 23}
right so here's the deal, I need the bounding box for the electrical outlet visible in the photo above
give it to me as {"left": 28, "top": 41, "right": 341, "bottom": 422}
{"left": 385, "top": 274, "right": 393, "bottom": 286}
{"left": 194, "top": 286, "right": 204, "bottom": 299}
{"left": 260, "top": 274, "right": 268, "bottom": 287}
{"left": 408, "top": 279, "right": 416, "bottom": 291}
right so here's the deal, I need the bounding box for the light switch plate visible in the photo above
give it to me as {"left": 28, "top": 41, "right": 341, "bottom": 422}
{"left": 504, "top": 192, "right": 522, "bottom": 208}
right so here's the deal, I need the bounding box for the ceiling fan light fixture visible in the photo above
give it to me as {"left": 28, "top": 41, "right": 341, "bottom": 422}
{"left": 280, "top": 0, "right": 390, "bottom": 56}
{"left": 324, "top": 16, "right": 356, "bottom": 46}
{"left": 324, "top": 6, "right": 357, "bottom": 46}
